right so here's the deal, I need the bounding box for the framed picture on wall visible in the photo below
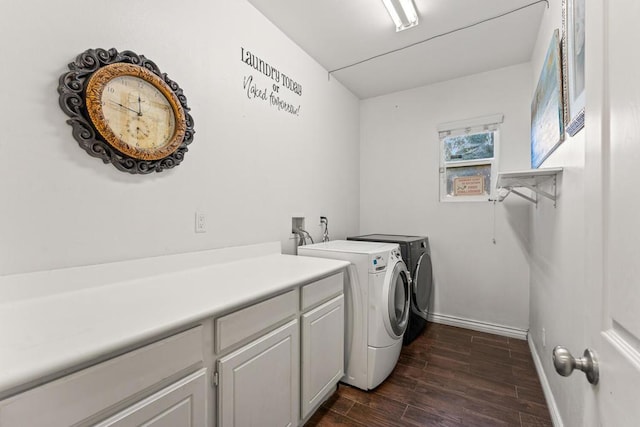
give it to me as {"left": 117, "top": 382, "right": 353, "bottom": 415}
{"left": 562, "top": 0, "right": 586, "bottom": 136}
{"left": 531, "top": 29, "right": 565, "bottom": 169}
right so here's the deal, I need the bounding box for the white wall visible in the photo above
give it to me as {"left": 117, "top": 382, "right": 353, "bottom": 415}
{"left": 0, "top": 0, "right": 360, "bottom": 275}
{"left": 359, "top": 63, "right": 532, "bottom": 331}
{"left": 527, "top": 1, "right": 589, "bottom": 426}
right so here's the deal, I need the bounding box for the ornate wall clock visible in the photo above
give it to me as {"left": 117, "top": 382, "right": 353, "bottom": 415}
{"left": 58, "top": 48, "right": 195, "bottom": 174}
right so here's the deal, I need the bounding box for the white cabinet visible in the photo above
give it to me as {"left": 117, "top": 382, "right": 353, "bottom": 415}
{"left": 0, "top": 327, "right": 206, "bottom": 427}
{"left": 0, "top": 267, "right": 346, "bottom": 427}
{"left": 94, "top": 369, "right": 208, "bottom": 427}
{"left": 301, "top": 294, "right": 344, "bottom": 419}
{"left": 215, "top": 272, "right": 345, "bottom": 427}
{"left": 218, "top": 320, "right": 299, "bottom": 427}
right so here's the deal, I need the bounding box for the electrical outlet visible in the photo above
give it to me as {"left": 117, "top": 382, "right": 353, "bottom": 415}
{"left": 542, "top": 328, "right": 546, "bottom": 348}
{"left": 195, "top": 211, "right": 207, "bottom": 233}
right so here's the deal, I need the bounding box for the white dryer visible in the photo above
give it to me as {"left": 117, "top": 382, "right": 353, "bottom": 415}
{"left": 298, "top": 240, "right": 411, "bottom": 390}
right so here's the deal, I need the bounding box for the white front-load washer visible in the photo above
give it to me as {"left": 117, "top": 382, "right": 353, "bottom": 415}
{"left": 298, "top": 240, "right": 411, "bottom": 390}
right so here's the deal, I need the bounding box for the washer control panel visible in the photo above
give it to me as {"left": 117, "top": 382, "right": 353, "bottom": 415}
{"left": 369, "top": 247, "right": 404, "bottom": 273}
{"left": 371, "top": 254, "right": 387, "bottom": 272}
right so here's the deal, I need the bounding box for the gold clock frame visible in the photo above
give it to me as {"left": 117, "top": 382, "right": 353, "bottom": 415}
{"left": 58, "top": 48, "right": 195, "bottom": 174}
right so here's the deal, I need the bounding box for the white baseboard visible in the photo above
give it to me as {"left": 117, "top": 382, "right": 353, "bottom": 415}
{"left": 528, "top": 334, "right": 563, "bottom": 427}
{"left": 429, "top": 312, "right": 528, "bottom": 340}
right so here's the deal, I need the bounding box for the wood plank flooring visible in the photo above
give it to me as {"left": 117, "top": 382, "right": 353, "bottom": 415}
{"left": 305, "top": 322, "right": 552, "bottom": 427}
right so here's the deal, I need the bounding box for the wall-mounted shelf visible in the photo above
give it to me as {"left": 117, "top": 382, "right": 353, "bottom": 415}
{"left": 496, "top": 167, "right": 563, "bottom": 206}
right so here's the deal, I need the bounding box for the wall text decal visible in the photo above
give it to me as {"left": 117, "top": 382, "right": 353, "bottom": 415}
{"left": 241, "top": 47, "right": 302, "bottom": 116}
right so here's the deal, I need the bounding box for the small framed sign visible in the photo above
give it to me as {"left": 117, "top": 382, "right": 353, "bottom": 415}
{"left": 453, "top": 176, "right": 485, "bottom": 196}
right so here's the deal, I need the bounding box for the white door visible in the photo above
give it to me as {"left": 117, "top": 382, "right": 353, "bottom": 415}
{"left": 301, "top": 295, "right": 344, "bottom": 419}
{"left": 582, "top": 0, "right": 640, "bottom": 424}
{"left": 218, "top": 320, "right": 299, "bottom": 427}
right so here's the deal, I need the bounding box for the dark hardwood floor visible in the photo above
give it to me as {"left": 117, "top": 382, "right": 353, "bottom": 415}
{"left": 305, "top": 322, "right": 552, "bottom": 427}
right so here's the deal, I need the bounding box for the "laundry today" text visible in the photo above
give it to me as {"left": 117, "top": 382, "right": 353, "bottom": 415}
{"left": 241, "top": 47, "right": 303, "bottom": 96}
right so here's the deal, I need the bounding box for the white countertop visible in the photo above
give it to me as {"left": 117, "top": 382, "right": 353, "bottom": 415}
{"left": 0, "top": 249, "right": 349, "bottom": 398}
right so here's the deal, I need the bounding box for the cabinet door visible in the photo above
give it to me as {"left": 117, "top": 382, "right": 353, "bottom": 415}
{"left": 301, "top": 295, "right": 344, "bottom": 419}
{"left": 94, "top": 369, "right": 207, "bottom": 427}
{"left": 218, "top": 320, "right": 299, "bottom": 427}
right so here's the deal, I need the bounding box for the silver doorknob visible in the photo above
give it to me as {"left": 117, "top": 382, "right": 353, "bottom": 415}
{"left": 552, "top": 346, "right": 599, "bottom": 385}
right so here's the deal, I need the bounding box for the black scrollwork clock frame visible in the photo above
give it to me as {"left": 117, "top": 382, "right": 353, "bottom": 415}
{"left": 58, "top": 48, "right": 195, "bottom": 174}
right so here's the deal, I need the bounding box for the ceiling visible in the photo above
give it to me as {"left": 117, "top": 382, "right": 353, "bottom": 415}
{"left": 246, "top": 0, "right": 546, "bottom": 99}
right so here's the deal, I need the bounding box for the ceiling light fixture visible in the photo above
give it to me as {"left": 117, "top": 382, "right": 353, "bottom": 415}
{"left": 381, "top": 0, "right": 419, "bottom": 32}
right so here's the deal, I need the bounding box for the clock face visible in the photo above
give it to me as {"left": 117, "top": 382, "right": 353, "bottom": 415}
{"left": 85, "top": 63, "right": 186, "bottom": 161}
{"left": 100, "top": 75, "right": 176, "bottom": 151}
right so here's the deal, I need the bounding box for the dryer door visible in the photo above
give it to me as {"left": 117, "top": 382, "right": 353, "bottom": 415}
{"left": 387, "top": 261, "right": 411, "bottom": 337}
{"left": 411, "top": 252, "right": 433, "bottom": 320}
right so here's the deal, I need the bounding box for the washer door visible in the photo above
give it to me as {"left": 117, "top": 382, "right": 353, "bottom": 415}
{"left": 387, "top": 261, "right": 411, "bottom": 337}
{"left": 412, "top": 252, "right": 433, "bottom": 320}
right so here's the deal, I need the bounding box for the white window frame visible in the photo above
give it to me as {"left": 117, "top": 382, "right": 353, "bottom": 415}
{"left": 438, "top": 114, "right": 503, "bottom": 203}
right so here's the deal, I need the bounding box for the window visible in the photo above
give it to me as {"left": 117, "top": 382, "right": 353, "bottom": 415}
{"left": 438, "top": 114, "right": 503, "bottom": 202}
